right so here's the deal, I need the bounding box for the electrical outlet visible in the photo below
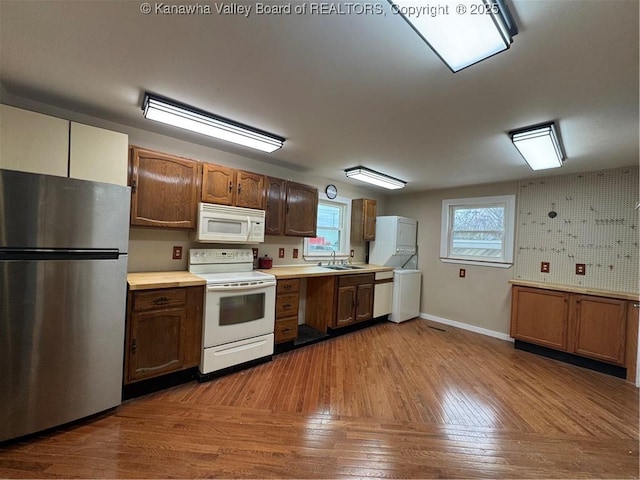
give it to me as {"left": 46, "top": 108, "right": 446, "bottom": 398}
{"left": 278, "top": 248, "right": 285, "bottom": 258}
{"left": 576, "top": 263, "right": 586, "bottom": 275}
{"left": 252, "top": 248, "right": 258, "bottom": 259}
{"left": 172, "top": 246, "right": 183, "bottom": 260}
{"left": 459, "top": 268, "right": 466, "bottom": 278}
{"left": 350, "top": 249, "right": 355, "bottom": 258}
{"left": 541, "top": 261, "right": 550, "bottom": 273}
{"left": 293, "top": 248, "right": 299, "bottom": 259}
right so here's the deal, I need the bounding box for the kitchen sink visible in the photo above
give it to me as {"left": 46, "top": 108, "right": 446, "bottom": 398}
{"left": 322, "top": 265, "right": 363, "bottom": 270}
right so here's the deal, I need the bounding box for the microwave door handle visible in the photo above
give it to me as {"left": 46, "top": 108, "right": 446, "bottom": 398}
{"left": 246, "top": 216, "right": 252, "bottom": 240}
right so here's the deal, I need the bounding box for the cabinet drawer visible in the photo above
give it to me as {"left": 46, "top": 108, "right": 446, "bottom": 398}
{"left": 277, "top": 279, "right": 300, "bottom": 294}
{"left": 276, "top": 293, "right": 299, "bottom": 318}
{"left": 275, "top": 317, "right": 298, "bottom": 343}
{"left": 338, "top": 273, "right": 375, "bottom": 288}
{"left": 132, "top": 288, "right": 188, "bottom": 311}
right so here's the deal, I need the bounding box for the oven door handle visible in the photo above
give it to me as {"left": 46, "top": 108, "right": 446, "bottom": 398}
{"left": 206, "top": 281, "right": 276, "bottom": 292}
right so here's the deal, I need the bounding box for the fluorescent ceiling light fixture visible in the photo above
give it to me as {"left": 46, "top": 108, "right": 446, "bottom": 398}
{"left": 344, "top": 167, "right": 407, "bottom": 190}
{"left": 142, "top": 93, "right": 284, "bottom": 153}
{"left": 389, "top": 0, "right": 517, "bottom": 72}
{"left": 509, "top": 122, "right": 565, "bottom": 170}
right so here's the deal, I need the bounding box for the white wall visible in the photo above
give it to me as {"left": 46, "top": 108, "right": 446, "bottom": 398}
{"left": 386, "top": 181, "right": 519, "bottom": 337}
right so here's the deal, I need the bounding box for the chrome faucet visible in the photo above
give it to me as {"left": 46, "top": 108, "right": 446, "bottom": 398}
{"left": 330, "top": 249, "right": 336, "bottom": 265}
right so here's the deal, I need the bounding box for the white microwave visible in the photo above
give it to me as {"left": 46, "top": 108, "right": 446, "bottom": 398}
{"left": 196, "top": 203, "right": 265, "bottom": 244}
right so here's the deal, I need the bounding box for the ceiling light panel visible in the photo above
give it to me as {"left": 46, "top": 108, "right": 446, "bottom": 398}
{"left": 510, "top": 122, "right": 565, "bottom": 170}
{"left": 344, "top": 167, "right": 407, "bottom": 190}
{"left": 389, "top": 0, "right": 516, "bottom": 72}
{"left": 142, "top": 94, "right": 285, "bottom": 153}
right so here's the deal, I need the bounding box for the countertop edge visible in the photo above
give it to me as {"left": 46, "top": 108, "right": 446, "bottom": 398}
{"left": 127, "top": 271, "right": 207, "bottom": 290}
{"left": 257, "top": 265, "right": 395, "bottom": 279}
{"left": 509, "top": 279, "right": 639, "bottom": 301}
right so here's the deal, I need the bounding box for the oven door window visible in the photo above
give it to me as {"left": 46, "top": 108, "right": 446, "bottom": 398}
{"left": 219, "top": 292, "right": 265, "bottom": 326}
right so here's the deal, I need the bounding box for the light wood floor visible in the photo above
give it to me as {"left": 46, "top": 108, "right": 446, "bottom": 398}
{"left": 1, "top": 319, "right": 638, "bottom": 478}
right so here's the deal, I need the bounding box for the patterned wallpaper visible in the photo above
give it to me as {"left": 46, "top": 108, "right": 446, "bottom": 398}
{"left": 514, "top": 166, "right": 639, "bottom": 294}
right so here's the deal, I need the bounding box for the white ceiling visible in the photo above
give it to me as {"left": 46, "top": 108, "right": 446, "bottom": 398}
{"left": 1, "top": 0, "right": 638, "bottom": 193}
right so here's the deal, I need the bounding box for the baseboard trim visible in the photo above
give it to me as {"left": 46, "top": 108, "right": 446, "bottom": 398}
{"left": 419, "top": 312, "right": 513, "bottom": 342}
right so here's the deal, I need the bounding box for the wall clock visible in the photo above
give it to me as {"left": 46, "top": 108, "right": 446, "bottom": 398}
{"left": 325, "top": 184, "right": 338, "bottom": 199}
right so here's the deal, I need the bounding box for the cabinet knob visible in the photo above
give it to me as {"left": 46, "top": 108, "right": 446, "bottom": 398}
{"left": 634, "top": 303, "right": 639, "bottom": 308}
{"left": 238, "top": 184, "right": 242, "bottom": 193}
{"left": 283, "top": 303, "right": 292, "bottom": 309}
{"left": 131, "top": 339, "right": 137, "bottom": 353}
{"left": 153, "top": 296, "right": 169, "bottom": 305}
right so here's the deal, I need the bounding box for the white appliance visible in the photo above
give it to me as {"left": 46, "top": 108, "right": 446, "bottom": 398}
{"left": 369, "top": 216, "right": 418, "bottom": 268}
{"left": 369, "top": 215, "right": 422, "bottom": 323}
{"left": 189, "top": 248, "right": 276, "bottom": 377}
{"left": 196, "top": 203, "right": 265, "bottom": 244}
{"left": 373, "top": 270, "right": 394, "bottom": 318}
{"left": 390, "top": 269, "right": 422, "bottom": 323}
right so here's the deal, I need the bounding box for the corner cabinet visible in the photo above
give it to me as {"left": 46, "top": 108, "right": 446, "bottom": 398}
{"left": 351, "top": 198, "right": 377, "bottom": 242}
{"left": 510, "top": 283, "right": 639, "bottom": 381}
{"left": 129, "top": 146, "right": 202, "bottom": 229}
{"left": 124, "top": 285, "right": 204, "bottom": 384}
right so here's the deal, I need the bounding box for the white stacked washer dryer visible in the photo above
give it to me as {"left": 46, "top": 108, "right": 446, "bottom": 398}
{"left": 369, "top": 216, "right": 422, "bottom": 323}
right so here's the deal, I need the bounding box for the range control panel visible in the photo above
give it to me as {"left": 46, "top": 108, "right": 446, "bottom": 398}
{"left": 190, "top": 248, "right": 254, "bottom": 265}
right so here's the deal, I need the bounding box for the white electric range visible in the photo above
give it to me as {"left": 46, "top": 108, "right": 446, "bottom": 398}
{"left": 189, "top": 248, "right": 276, "bottom": 378}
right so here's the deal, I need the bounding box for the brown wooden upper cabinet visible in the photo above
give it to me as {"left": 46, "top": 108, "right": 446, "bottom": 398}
{"left": 129, "top": 146, "right": 201, "bottom": 229}
{"left": 265, "top": 178, "right": 318, "bottom": 237}
{"left": 201, "top": 163, "right": 265, "bottom": 209}
{"left": 351, "top": 198, "right": 377, "bottom": 242}
{"left": 265, "top": 176, "right": 287, "bottom": 235}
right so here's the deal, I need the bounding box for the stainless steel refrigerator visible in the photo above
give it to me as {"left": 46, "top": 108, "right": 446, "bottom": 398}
{"left": 0, "top": 169, "right": 130, "bottom": 442}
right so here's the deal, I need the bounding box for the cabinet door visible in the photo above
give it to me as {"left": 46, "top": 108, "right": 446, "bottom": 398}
{"left": 129, "top": 147, "right": 201, "bottom": 229}
{"left": 285, "top": 181, "right": 318, "bottom": 237}
{"left": 236, "top": 170, "right": 265, "bottom": 209}
{"left": 265, "top": 177, "right": 286, "bottom": 235}
{"left": 573, "top": 295, "right": 627, "bottom": 365}
{"left": 335, "top": 285, "right": 356, "bottom": 327}
{"left": 362, "top": 199, "right": 377, "bottom": 241}
{"left": 69, "top": 122, "right": 128, "bottom": 186}
{"left": 626, "top": 301, "right": 639, "bottom": 382}
{"left": 510, "top": 286, "right": 569, "bottom": 350}
{"left": 356, "top": 283, "right": 374, "bottom": 322}
{"left": 127, "top": 308, "right": 186, "bottom": 383}
{"left": 0, "top": 104, "right": 69, "bottom": 177}
{"left": 202, "top": 163, "right": 236, "bottom": 205}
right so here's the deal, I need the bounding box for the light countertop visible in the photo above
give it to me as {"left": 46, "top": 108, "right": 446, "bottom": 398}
{"left": 127, "top": 271, "right": 206, "bottom": 290}
{"left": 257, "top": 264, "right": 394, "bottom": 280}
{"left": 509, "top": 279, "right": 639, "bottom": 301}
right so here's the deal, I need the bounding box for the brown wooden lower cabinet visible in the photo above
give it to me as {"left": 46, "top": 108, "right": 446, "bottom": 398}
{"left": 510, "top": 285, "right": 637, "bottom": 379}
{"left": 333, "top": 274, "right": 374, "bottom": 329}
{"left": 125, "top": 285, "right": 204, "bottom": 384}
{"left": 275, "top": 279, "right": 299, "bottom": 343}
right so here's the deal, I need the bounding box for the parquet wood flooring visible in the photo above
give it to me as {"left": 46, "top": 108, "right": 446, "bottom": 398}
{"left": 1, "top": 319, "right": 638, "bottom": 478}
